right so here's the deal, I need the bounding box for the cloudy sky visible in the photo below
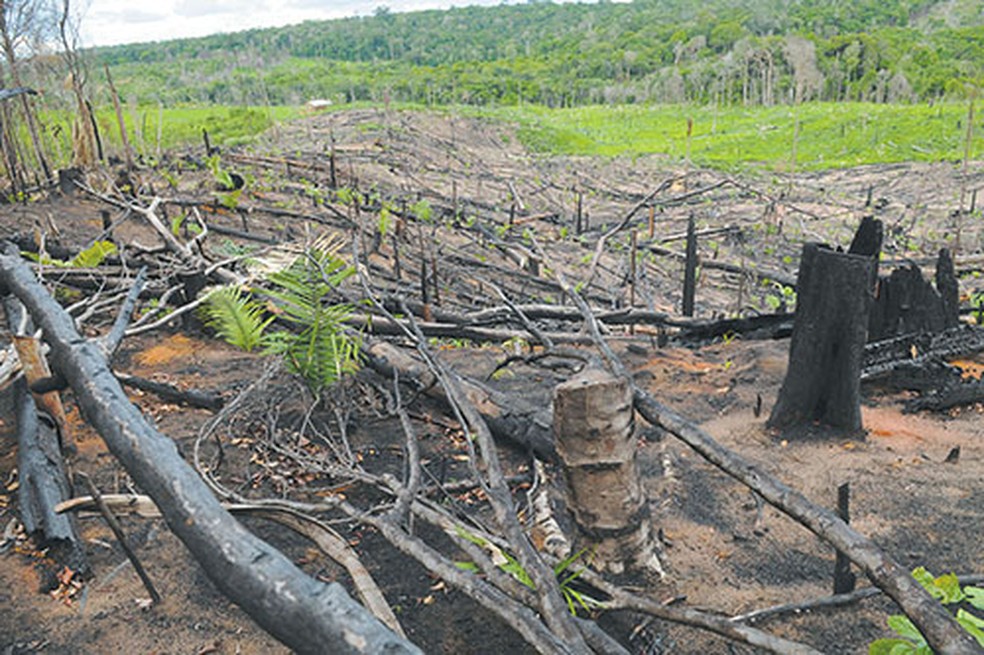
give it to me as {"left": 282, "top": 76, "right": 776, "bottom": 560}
{"left": 81, "top": 0, "right": 531, "bottom": 47}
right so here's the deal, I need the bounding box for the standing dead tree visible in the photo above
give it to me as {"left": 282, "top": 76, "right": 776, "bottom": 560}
{"left": 58, "top": 0, "right": 98, "bottom": 167}
{"left": 0, "top": 0, "right": 52, "bottom": 182}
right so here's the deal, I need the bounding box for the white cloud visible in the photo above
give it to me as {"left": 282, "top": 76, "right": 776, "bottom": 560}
{"left": 80, "top": 0, "right": 592, "bottom": 48}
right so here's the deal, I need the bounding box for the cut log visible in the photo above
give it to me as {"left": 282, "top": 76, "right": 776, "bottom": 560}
{"left": 553, "top": 368, "right": 661, "bottom": 575}
{"left": 0, "top": 244, "right": 419, "bottom": 655}
{"left": 768, "top": 243, "right": 877, "bottom": 433}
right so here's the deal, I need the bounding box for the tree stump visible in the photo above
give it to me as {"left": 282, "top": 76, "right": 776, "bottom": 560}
{"left": 767, "top": 243, "right": 877, "bottom": 433}
{"left": 553, "top": 368, "right": 661, "bottom": 575}
{"left": 868, "top": 248, "right": 959, "bottom": 341}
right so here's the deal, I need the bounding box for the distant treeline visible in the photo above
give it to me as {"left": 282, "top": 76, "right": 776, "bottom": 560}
{"left": 90, "top": 0, "right": 983, "bottom": 107}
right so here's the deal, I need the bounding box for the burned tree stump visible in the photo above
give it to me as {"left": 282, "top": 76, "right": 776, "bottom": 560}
{"left": 768, "top": 243, "right": 878, "bottom": 433}
{"left": 553, "top": 368, "right": 660, "bottom": 575}
{"left": 868, "top": 249, "right": 960, "bottom": 341}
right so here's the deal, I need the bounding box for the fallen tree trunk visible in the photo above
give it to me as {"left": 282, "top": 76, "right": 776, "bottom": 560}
{"left": 376, "top": 300, "right": 793, "bottom": 342}
{"left": 0, "top": 244, "right": 419, "bottom": 655}
{"left": 862, "top": 324, "right": 984, "bottom": 381}
{"left": 364, "top": 339, "right": 558, "bottom": 462}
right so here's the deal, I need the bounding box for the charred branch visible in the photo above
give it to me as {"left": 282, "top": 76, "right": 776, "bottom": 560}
{"left": 0, "top": 243, "right": 419, "bottom": 655}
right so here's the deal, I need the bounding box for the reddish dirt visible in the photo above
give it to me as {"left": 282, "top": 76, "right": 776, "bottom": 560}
{"left": 0, "top": 109, "right": 982, "bottom": 654}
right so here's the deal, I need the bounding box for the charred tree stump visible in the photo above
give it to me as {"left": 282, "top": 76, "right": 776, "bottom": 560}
{"left": 768, "top": 243, "right": 877, "bottom": 433}
{"left": 553, "top": 368, "right": 660, "bottom": 575}
{"left": 832, "top": 482, "right": 856, "bottom": 594}
{"left": 936, "top": 249, "right": 960, "bottom": 330}
{"left": 869, "top": 249, "right": 960, "bottom": 342}
{"left": 847, "top": 215, "right": 884, "bottom": 259}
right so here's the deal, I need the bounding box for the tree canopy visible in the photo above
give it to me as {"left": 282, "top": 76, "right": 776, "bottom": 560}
{"left": 85, "top": 0, "right": 984, "bottom": 107}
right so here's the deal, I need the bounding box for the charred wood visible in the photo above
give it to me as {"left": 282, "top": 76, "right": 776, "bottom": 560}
{"left": 768, "top": 243, "right": 877, "bottom": 433}
{"left": 903, "top": 376, "right": 984, "bottom": 413}
{"left": 862, "top": 324, "right": 984, "bottom": 381}
{"left": 868, "top": 249, "right": 959, "bottom": 342}
{"left": 114, "top": 372, "right": 225, "bottom": 412}
{"left": 0, "top": 243, "right": 420, "bottom": 655}
{"left": 13, "top": 377, "right": 89, "bottom": 577}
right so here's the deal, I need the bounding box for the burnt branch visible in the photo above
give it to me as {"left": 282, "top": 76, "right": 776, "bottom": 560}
{"left": 0, "top": 243, "right": 419, "bottom": 655}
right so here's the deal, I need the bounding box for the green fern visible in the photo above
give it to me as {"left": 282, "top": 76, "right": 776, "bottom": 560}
{"left": 201, "top": 286, "right": 274, "bottom": 352}
{"left": 260, "top": 248, "right": 360, "bottom": 392}
{"left": 200, "top": 246, "right": 360, "bottom": 392}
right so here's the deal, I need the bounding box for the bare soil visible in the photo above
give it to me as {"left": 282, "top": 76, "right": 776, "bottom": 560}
{"left": 0, "top": 108, "right": 982, "bottom": 654}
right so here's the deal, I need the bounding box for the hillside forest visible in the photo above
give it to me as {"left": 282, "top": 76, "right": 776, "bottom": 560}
{"left": 85, "top": 0, "right": 984, "bottom": 108}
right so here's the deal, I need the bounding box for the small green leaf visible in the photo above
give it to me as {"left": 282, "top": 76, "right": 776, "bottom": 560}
{"left": 454, "top": 561, "right": 480, "bottom": 573}
{"left": 933, "top": 572, "right": 965, "bottom": 604}
{"left": 965, "top": 586, "right": 984, "bottom": 611}
{"left": 912, "top": 567, "right": 940, "bottom": 598}
{"left": 886, "top": 615, "right": 925, "bottom": 644}
{"left": 956, "top": 609, "right": 984, "bottom": 646}
{"left": 453, "top": 526, "right": 488, "bottom": 548}
{"left": 171, "top": 213, "right": 186, "bottom": 236}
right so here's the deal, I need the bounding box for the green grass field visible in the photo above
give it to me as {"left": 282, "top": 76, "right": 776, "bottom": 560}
{"left": 33, "top": 101, "right": 979, "bottom": 173}
{"left": 480, "top": 102, "right": 980, "bottom": 171}
{"left": 37, "top": 105, "right": 302, "bottom": 167}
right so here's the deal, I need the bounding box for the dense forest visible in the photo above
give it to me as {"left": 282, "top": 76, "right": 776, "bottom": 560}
{"left": 89, "top": 0, "right": 984, "bottom": 108}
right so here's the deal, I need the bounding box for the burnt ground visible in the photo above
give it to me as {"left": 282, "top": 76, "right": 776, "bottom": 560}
{"left": 0, "top": 107, "right": 982, "bottom": 654}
